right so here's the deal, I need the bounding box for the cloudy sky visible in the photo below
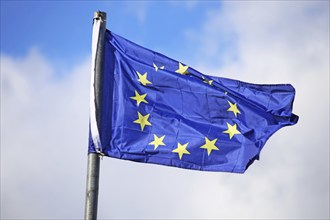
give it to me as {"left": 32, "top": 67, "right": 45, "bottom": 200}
{"left": 1, "top": 1, "right": 329, "bottom": 219}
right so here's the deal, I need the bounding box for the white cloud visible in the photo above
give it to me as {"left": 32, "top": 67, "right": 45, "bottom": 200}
{"left": 187, "top": 1, "right": 329, "bottom": 82}
{"left": 1, "top": 49, "right": 90, "bottom": 219}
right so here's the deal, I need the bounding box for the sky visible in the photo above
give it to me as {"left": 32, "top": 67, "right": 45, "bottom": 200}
{"left": 1, "top": 1, "right": 329, "bottom": 219}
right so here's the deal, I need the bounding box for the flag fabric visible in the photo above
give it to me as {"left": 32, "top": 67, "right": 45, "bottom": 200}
{"left": 88, "top": 30, "right": 298, "bottom": 173}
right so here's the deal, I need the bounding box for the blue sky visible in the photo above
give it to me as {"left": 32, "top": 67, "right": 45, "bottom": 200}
{"left": 1, "top": 1, "right": 329, "bottom": 219}
{"left": 1, "top": 1, "right": 222, "bottom": 70}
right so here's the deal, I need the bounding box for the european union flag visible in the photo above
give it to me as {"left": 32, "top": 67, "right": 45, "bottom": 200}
{"left": 89, "top": 30, "right": 298, "bottom": 173}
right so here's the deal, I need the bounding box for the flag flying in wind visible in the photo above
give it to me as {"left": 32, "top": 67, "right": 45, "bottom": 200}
{"left": 89, "top": 30, "right": 298, "bottom": 173}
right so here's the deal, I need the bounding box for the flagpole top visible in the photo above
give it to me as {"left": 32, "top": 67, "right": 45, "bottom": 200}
{"left": 94, "top": 11, "right": 106, "bottom": 21}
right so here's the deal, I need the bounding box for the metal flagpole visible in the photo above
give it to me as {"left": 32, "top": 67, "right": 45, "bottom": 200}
{"left": 85, "top": 11, "right": 106, "bottom": 220}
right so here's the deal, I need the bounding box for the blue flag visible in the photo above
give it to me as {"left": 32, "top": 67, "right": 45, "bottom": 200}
{"left": 89, "top": 30, "right": 298, "bottom": 173}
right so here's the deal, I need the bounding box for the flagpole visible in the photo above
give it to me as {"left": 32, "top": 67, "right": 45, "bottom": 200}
{"left": 85, "top": 11, "right": 106, "bottom": 220}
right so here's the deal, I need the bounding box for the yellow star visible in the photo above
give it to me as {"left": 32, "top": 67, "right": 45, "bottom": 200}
{"left": 133, "top": 112, "right": 151, "bottom": 131}
{"left": 136, "top": 71, "right": 152, "bottom": 86}
{"left": 172, "top": 142, "right": 190, "bottom": 160}
{"left": 153, "top": 63, "right": 158, "bottom": 71}
{"left": 200, "top": 137, "right": 219, "bottom": 156}
{"left": 204, "top": 79, "right": 213, "bottom": 85}
{"left": 227, "top": 101, "right": 241, "bottom": 117}
{"left": 130, "top": 90, "right": 148, "bottom": 106}
{"left": 223, "top": 122, "right": 241, "bottom": 139}
{"left": 149, "top": 134, "right": 166, "bottom": 150}
{"left": 175, "top": 62, "right": 189, "bottom": 75}
{"left": 153, "top": 63, "right": 165, "bottom": 72}
{"left": 202, "top": 76, "right": 213, "bottom": 85}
